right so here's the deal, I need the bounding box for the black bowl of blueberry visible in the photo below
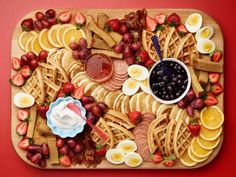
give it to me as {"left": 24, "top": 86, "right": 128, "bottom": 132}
{"left": 148, "top": 58, "right": 191, "bottom": 104}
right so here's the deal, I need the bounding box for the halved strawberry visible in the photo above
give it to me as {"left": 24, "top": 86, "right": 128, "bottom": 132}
{"left": 163, "top": 155, "right": 175, "bottom": 167}
{"left": 146, "top": 16, "right": 158, "bottom": 32}
{"left": 176, "top": 24, "right": 188, "bottom": 35}
{"left": 18, "top": 137, "right": 30, "bottom": 150}
{"left": 16, "top": 122, "right": 28, "bottom": 136}
{"left": 212, "top": 83, "right": 223, "bottom": 96}
{"left": 12, "top": 57, "right": 23, "bottom": 70}
{"left": 128, "top": 111, "right": 141, "bottom": 124}
{"left": 167, "top": 13, "right": 181, "bottom": 27}
{"left": 144, "top": 58, "right": 155, "bottom": 69}
{"left": 72, "top": 86, "right": 84, "bottom": 100}
{"left": 208, "top": 73, "right": 220, "bottom": 84}
{"left": 154, "top": 13, "right": 166, "bottom": 25}
{"left": 17, "top": 109, "right": 29, "bottom": 121}
{"left": 10, "top": 73, "right": 25, "bottom": 87}
{"left": 74, "top": 12, "right": 86, "bottom": 25}
{"left": 58, "top": 12, "right": 71, "bottom": 23}
{"left": 60, "top": 155, "right": 71, "bottom": 167}
{"left": 20, "top": 65, "right": 32, "bottom": 78}
{"left": 205, "top": 92, "right": 218, "bottom": 107}
{"left": 211, "top": 51, "right": 222, "bottom": 62}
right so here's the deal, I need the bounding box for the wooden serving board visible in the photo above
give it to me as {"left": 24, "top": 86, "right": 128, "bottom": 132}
{"left": 11, "top": 8, "right": 224, "bottom": 169}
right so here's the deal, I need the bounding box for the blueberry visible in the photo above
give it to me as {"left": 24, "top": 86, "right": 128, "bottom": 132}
{"left": 157, "top": 70, "right": 163, "bottom": 76}
{"left": 167, "top": 85, "right": 173, "bottom": 92}
{"left": 165, "top": 95, "right": 170, "bottom": 100}
{"left": 163, "top": 75, "right": 170, "bottom": 83}
{"left": 177, "top": 79, "right": 183, "bottom": 85}
{"left": 184, "top": 79, "right": 188, "bottom": 85}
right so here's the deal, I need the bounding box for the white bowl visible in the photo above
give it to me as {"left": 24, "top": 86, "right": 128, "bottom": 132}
{"left": 148, "top": 58, "right": 191, "bottom": 104}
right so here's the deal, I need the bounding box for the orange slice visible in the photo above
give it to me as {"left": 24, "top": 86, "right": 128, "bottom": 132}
{"left": 24, "top": 36, "right": 34, "bottom": 52}
{"left": 38, "top": 28, "right": 54, "bottom": 52}
{"left": 197, "top": 136, "right": 220, "bottom": 150}
{"left": 180, "top": 149, "right": 197, "bottom": 167}
{"left": 31, "top": 34, "right": 43, "bottom": 55}
{"left": 18, "top": 31, "right": 37, "bottom": 51}
{"left": 200, "top": 106, "right": 224, "bottom": 130}
{"left": 190, "top": 138, "right": 212, "bottom": 158}
{"left": 56, "top": 24, "right": 74, "bottom": 47}
{"left": 62, "top": 26, "right": 86, "bottom": 50}
{"left": 199, "top": 126, "right": 222, "bottom": 141}
{"left": 188, "top": 147, "right": 208, "bottom": 163}
{"left": 48, "top": 24, "right": 62, "bottom": 48}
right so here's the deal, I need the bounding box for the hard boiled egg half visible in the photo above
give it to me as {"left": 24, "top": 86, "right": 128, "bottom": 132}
{"left": 105, "top": 149, "right": 125, "bottom": 164}
{"left": 195, "top": 26, "right": 214, "bottom": 41}
{"left": 124, "top": 152, "right": 143, "bottom": 167}
{"left": 140, "top": 79, "right": 151, "bottom": 94}
{"left": 197, "top": 39, "right": 216, "bottom": 54}
{"left": 128, "top": 65, "right": 149, "bottom": 81}
{"left": 185, "top": 13, "right": 202, "bottom": 33}
{"left": 14, "top": 92, "right": 35, "bottom": 108}
{"left": 122, "top": 78, "right": 140, "bottom": 96}
{"left": 116, "top": 140, "right": 137, "bottom": 153}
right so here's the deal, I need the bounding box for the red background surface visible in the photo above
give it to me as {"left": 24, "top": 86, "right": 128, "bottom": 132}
{"left": 0, "top": 0, "right": 235, "bottom": 177}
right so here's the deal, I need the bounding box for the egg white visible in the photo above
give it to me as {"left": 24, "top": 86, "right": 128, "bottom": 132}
{"left": 197, "top": 39, "right": 216, "bottom": 54}
{"left": 185, "top": 13, "right": 202, "bottom": 33}
{"left": 13, "top": 92, "right": 35, "bottom": 108}
{"left": 105, "top": 149, "right": 125, "bottom": 165}
{"left": 116, "top": 140, "right": 137, "bottom": 153}
{"left": 124, "top": 152, "right": 143, "bottom": 167}
{"left": 140, "top": 79, "right": 151, "bottom": 94}
{"left": 122, "top": 78, "right": 140, "bottom": 96}
{"left": 195, "top": 26, "right": 214, "bottom": 41}
{"left": 128, "top": 64, "right": 149, "bottom": 81}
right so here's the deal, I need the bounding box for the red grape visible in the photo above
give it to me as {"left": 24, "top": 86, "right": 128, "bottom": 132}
{"left": 92, "top": 106, "right": 102, "bottom": 118}
{"left": 73, "top": 144, "right": 82, "bottom": 153}
{"left": 42, "top": 19, "right": 50, "bottom": 29}
{"left": 34, "top": 20, "right": 44, "bottom": 31}
{"left": 21, "top": 54, "right": 29, "bottom": 65}
{"left": 45, "top": 9, "right": 56, "bottom": 18}
{"left": 191, "top": 98, "right": 205, "bottom": 110}
{"left": 125, "top": 56, "right": 135, "bottom": 65}
{"left": 26, "top": 151, "right": 33, "bottom": 160}
{"left": 86, "top": 112, "right": 96, "bottom": 123}
{"left": 81, "top": 96, "right": 94, "bottom": 105}
{"left": 59, "top": 145, "right": 69, "bottom": 155}
{"left": 124, "top": 45, "right": 133, "bottom": 57}
{"left": 123, "top": 33, "right": 133, "bottom": 43}
{"left": 114, "top": 42, "right": 124, "bottom": 53}
{"left": 119, "top": 24, "right": 128, "bottom": 34}
{"left": 38, "top": 158, "right": 47, "bottom": 168}
{"left": 41, "top": 143, "right": 49, "bottom": 155}
{"left": 31, "top": 153, "right": 42, "bottom": 164}
{"left": 78, "top": 38, "right": 87, "bottom": 49}
{"left": 78, "top": 49, "right": 87, "bottom": 60}
{"left": 70, "top": 42, "right": 80, "bottom": 50}
{"left": 72, "top": 50, "right": 80, "bottom": 59}
{"left": 29, "top": 58, "right": 39, "bottom": 70}
{"left": 186, "top": 89, "right": 196, "bottom": 102}
{"left": 35, "top": 11, "right": 45, "bottom": 21}
{"left": 178, "top": 100, "right": 188, "bottom": 109}
{"left": 186, "top": 105, "right": 194, "bottom": 117}
{"left": 66, "top": 139, "right": 76, "bottom": 148}
{"left": 38, "top": 50, "right": 48, "bottom": 62}
{"left": 27, "top": 144, "right": 41, "bottom": 153}
{"left": 131, "top": 41, "right": 142, "bottom": 51}
{"left": 47, "top": 17, "right": 57, "bottom": 26}
{"left": 26, "top": 51, "right": 37, "bottom": 61}
{"left": 97, "top": 102, "right": 108, "bottom": 113}
{"left": 84, "top": 103, "right": 96, "bottom": 112}
{"left": 56, "top": 138, "right": 65, "bottom": 148}
{"left": 68, "top": 149, "right": 76, "bottom": 158}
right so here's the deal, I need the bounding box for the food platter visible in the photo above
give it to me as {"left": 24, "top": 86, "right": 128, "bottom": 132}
{"left": 11, "top": 8, "right": 224, "bottom": 169}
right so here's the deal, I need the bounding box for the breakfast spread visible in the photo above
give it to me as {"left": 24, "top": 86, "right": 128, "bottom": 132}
{"left": 11, "top": 8, "right": 224, "bottom": 169}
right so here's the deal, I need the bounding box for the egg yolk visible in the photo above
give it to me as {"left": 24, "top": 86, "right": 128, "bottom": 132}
{"left": 130, "top": 68, "right": 141, "bottom": 78}
{"left": 111, "top": 153, "right": 123, "bottom": 162}
{"left": 128, "top": 157, "right": 140, "bottom": 166}
{"left": 142, "top": 80, "right": 148, "bottom": 87}
{"left": 188, "top": 15, "right": 199, "bottom": 26}
{"left": 19, "top": 97, "right": 32, "bottom": 107}
{"left": 122, "top": 145, "right": 134, "bottom": 153}
{"left": 127, "top": 80, "right": 137, "bottom": 89}
{"left": 203, "top": 42, "right": 212, "bottom": 52}
{"left": 201, "top": 28, "right": 211, "bottom": 38}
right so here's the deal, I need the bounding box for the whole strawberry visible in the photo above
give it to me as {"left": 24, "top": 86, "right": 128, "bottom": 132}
{"left": 128, "top": 111, "right": 141, "bottom": 124}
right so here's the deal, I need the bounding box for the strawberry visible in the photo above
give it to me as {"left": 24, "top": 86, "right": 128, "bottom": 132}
{"left": 17, "top": 109, "right": 29, "bottom": 121}
{"left": 136, "top": 50, "right": 149, "bottom": 63}
{"left": 60, "top": 155, "right": 71, "bottom": 167}
{"left": 58, "top": 12, "right": 71, "bottom": 23}
{"left": 163, "top": 155, "right": 175, "bottom": 167}
{"left": 151, "top": 152, "right": 163, "bottom": 163}
{"left": 72, "top": 86, "right": 84, "bottom": 100}
{"left": 167, "top": 13, "right": 181, "bottom": 27}
{"left": 12, "top": 57, "right": 23, "bottom": 70}
{"left": 20, "top": 65, "right": 32, "bottom": 78}
{"left": 57, "top": 89, "right": 66, "bottom": 98}
{"left": 212, "top": 83, "right": 224, "bottom": 96}
{"left": 10, "top": 73, "right": 25, "bottom": 87}
{"left": 208, "top": 73, "right": 220, "bottom": 84}
{"left": 18, "top": 137, "right": 30, "bottom": 150}
{"left": 154, "top": 13, "right": 166, "bottom": 25}
{"left": 74, "top": 12, "right": 86, "bottom": 25}
{"left": 21, "top": 18, "right": 34, "bottom": 31}
{"left": 63, "top": 82, "right": 75, "bottom": 94}
{"left": 188, "top": 119, "right": 201, "bottom": 136}
{"left": 205, "top": 92, "right": 218, "bottom": 107}
{"left": 128, "top": 111, "right": 141, "bottom": 124}
{"left": 146, "top": 16, "right": 158, "bottom": 32}
{"left": 144, "top": 58, "right": 155, "bottom": 68}
{"left": 107, "top": 19, "right": 121, "bottom": 32}
{"left": 211, "top": 51, "right": 222, "bottom": 62}
{"left": 16, "top": 122, "right": 28, "bottom": 136}
{"left": 176, "top": 24, "right": 188, "bottom": 35}
{"left": 37, "top": 105, "right": 49, "bottom": 119}
{"left": 95, "top": 145, "right": 107, "bottom": 156}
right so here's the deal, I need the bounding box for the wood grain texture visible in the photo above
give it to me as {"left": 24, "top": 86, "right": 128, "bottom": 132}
{"left": 11, "top": 8, "right": 224, "bottom": 169}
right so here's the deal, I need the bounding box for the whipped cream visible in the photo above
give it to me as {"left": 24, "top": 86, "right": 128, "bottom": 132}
{"left": 50, "top": 100, "right": 84, "bottom": 130}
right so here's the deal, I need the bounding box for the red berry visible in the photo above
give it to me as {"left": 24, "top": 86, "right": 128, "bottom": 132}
{"left": 56, "top": 138, "right": 65, "bottom": 148}
{"left": 45, "top": 9, "right": 56, "bottom": 18}
{"left": 35, "top": 11, "right": 45, "bottom": 21}
{"left": 92, "top": 105, "right": 102, "bottom": 118}
{"left": 29, "top": 58, "right": 39, "bottom": 70}
{"left": 38, "top": 50, "right": 48, "bottom": 62}
{"left": 63, "top": 82, "right": 75, "bottom": 94}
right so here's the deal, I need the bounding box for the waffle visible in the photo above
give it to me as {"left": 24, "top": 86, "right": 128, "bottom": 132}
{"left": 174, "top": 33, "right": 199, "bottom": 64}
{"left": 148, "top": 113, "right": 168, "bottom": 153}
{"left": 173, "top": 118, "right": 192, "bottom": 158}
{"left": 90, "top": 118, "right": 114, "bottom": 149}
{"left": 22, "top": 68, "right": 46, "bottom": 105}
{"left": 48, "top": 58, "right": 69, "bottom": 86}
{"left": 163, "top": 27, "right": 182, "bottom": 58}
{"left": 104, "top": 109, "right": 135, "bottom": 129}
{"left": 106, "top": 121, "right": 134, "bottom": 144}
{"left": 156, "top": 104, "right": 174, "bottom": 118}
{"left": 39, "top": 63, "right": 57, "bottom": 83}
{"left": 142, "top": 25, "right": 169, "bottom": 61}
{"left": 164, "top": 118, "right": 176, "bottom": 155}
{"left": 43, "top": 77, "right": 61, "bottom": 103}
